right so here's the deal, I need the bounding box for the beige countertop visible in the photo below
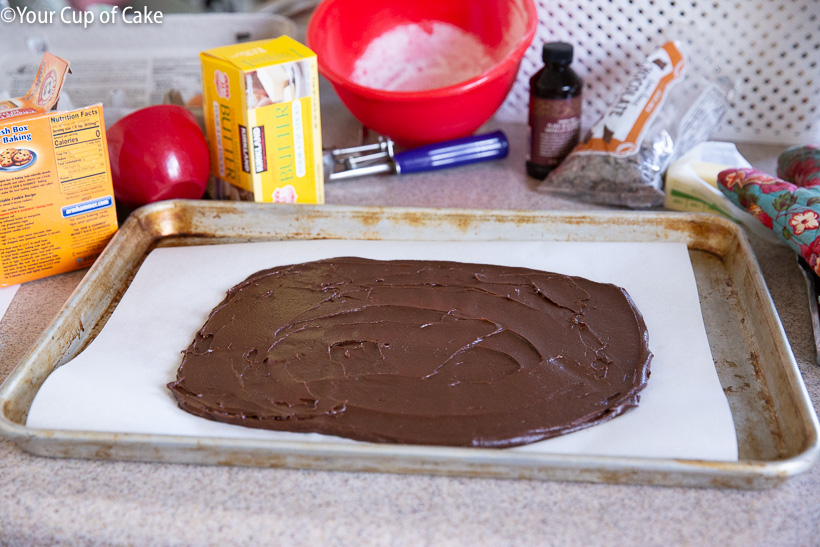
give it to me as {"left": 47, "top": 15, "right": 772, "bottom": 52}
{"left": 2, "top": 109, "right": 819, "bottom": 544}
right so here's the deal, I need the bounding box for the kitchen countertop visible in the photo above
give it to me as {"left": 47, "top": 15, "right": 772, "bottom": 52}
{"left": 2, "top": 109, "right": 819, "bottom": 543}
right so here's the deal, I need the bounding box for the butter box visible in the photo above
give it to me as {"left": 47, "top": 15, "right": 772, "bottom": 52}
{"left": 200, "top": 36, "right": 324, "bottom": 203}
{"left": 0, "top": 53, "right": 118, "bottom": 287}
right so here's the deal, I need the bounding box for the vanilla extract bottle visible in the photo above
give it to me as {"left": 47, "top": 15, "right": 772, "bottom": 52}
{"left": 526, "top": 42, "right": 583, "bottom": 180}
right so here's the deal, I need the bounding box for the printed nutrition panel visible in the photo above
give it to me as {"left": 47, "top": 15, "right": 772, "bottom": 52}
{"left": 50, "top": 109, "right": 109, "bottom": 194}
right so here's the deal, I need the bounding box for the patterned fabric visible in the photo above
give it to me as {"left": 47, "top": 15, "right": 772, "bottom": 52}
{"left": 778, "top": 144, "right": 820, "bottom": 188}
{"left": 718, "top": 164, "right": 820, "bottom": 274}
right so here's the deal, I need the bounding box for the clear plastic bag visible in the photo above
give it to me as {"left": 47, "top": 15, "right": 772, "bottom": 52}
{"left": 538, "top": 41, "right": 732, "bottom": 208}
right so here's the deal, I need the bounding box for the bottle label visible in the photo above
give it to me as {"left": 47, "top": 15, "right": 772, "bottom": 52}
{"left": 529, "top": 95, "right": 582, "bottom": 167}
{"left": 574, "top": 41, "right": 685, "bottom": 157}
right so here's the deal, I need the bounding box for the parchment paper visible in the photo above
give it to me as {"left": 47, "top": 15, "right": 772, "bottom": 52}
{"left": 27, "top": 240, "right": 738, "bottom": 461}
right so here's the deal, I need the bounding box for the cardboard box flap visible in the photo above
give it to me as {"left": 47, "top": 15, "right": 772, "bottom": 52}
{"left": 0, "top": 53, "right": 69, "bottom": 122}
{"left": 24, "top": 53, "right": 70, "bottom": 111}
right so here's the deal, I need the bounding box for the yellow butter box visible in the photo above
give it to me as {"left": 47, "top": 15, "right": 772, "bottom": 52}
{"left": 201, "top": 36, "right": 324, "bottom": 203}
{"left": 0, "top": 53, "right": 118, "bottom": 287}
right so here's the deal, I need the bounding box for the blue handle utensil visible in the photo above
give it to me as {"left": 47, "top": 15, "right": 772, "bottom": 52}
{"left": 324, "top": 131, "right": 508, "bottom": 182}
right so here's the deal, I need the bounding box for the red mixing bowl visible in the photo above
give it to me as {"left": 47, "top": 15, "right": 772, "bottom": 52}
{"left": 307, "top": 0, "right": 537, "bottom": 147}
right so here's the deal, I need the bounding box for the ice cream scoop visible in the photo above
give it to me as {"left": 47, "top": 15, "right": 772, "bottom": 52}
{"left": 323, "top": 131, "right": 508, "bottom": 182}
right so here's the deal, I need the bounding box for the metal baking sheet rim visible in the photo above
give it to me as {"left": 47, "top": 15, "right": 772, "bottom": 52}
{"left": 1, "top": 200, "right": 817, "bottom": 490}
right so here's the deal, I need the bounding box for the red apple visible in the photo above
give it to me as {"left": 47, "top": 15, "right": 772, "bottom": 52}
{"left": 107, "top": 105, "right": 210, "bottom": 210}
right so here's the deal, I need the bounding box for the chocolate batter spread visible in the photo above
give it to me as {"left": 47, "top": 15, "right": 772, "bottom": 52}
{"left": 168, "top": 257, "right": 652, "bottom": 447}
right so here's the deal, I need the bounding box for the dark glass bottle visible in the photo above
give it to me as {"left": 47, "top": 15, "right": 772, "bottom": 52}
{"left": 526, "top": 42, "right": 583, "bottom": 180}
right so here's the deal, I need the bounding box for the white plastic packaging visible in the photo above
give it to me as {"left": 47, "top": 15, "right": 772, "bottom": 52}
{"left": 664, "top": 141, "right": 781, "bottom": 244}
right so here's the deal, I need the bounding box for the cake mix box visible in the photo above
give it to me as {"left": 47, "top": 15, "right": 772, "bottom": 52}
{"left": 200, "top": 36, "right": 324, "bottom": 203}
{"left": 0, "top": 53, "right": 118, "bottom": 287}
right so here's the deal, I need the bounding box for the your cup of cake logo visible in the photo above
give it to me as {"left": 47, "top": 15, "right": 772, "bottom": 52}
{"left": 0, "top": 6, "right": 164, "bottom": 27}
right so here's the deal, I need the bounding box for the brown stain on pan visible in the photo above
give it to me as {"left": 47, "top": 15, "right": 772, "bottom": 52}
{"left": 662, "top": 215, "right": 736, "bottom": 256}
{"left": 393, "top": 210, "right": 429, "bottom": 228}
{"left": 349, "top": 209, "right": 383, "bottom": 227}
{"left": 748, "top": 349, "right": 786, "bottom": 456}
{"left": 447, "top": 213, "right": 476, "bottom": 232}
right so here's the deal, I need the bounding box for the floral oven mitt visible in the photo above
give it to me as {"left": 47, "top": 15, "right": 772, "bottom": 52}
{"left": 718, "top": 144, "right": 820, "bottom": 274}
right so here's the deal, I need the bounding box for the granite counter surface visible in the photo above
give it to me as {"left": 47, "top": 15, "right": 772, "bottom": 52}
{"left": 1, "top": 120, "right": 818, "bottom": 545}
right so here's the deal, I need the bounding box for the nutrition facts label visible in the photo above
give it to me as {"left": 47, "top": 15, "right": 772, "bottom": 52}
{"left": 50, "top": 109, "right": 108, "bottom": 194}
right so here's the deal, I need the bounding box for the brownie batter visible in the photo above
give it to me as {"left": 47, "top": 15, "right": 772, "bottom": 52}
{"left": 168, "top": 257, "right": 652, "bottom": 447}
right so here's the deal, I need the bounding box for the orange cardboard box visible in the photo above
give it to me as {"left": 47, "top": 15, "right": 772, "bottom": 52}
{"left": 0, "top": 53, "right": 118, "bottom": 286}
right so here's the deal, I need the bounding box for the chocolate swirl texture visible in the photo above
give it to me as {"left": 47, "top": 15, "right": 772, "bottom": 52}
{"left": 168, "top": 257, "right": 652, "bottom": 447}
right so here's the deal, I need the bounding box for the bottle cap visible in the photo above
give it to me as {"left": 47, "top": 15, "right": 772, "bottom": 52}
{"left": 542, "top": 42, "right": 574, "bottom": 65}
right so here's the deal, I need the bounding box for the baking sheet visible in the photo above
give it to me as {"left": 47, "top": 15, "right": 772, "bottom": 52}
{"left": 26, "top": 239, "right": 738, "bottom": 462}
